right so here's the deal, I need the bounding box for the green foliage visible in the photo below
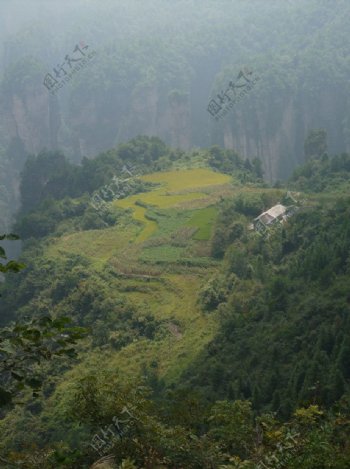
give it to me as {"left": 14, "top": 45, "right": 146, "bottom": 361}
{"left": 208, "top": 400, "right": 254, "bottom": 458}
{"left": 17, "top": 138, "right": 165, "bottom": 217}
{"left": 117, "top": 136, "right": 168, "bottom": 167}
{"left": 207, "top": 146, "right": 260, "bottom": 182}
{"left": 198, "top": 274, "right": 234, "bottom": 312}
{"left": 0, "top": 315, "right": 87, "bottom": 408}
{"left": 291, "top": 152, "right": 350, "bottom": 192}
{"left": 0, "top": 234, "right": 25, "bottom": 274}
{"left": 0, "top": 238, "right": 87, "bottom": 411}
{"left": 15, "top": 195, "right": 130, "bottom": 239}
{"left": 19, "top": 151, "right": 74, "bottom": 214}
{"left": 6, "top": 374, "right": 350, "bottom": 469}
{"left": 65, "top": 373, "right": 220, "bottom": 468}
{"left": 185, "top": 196, "right": 350, "bottom": 415}
{"left": 304, "top": 129, "right": 328, "bottom": 160}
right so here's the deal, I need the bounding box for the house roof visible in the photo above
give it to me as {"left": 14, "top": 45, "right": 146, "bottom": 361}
{"left": 266, "top": 204, "right": 287, "bottom": 219}
{"left": 255, "top": 204, "right": 287, "bottom": 225}
{"left": 259, "top": 212, "right": 274, "bottom": 224}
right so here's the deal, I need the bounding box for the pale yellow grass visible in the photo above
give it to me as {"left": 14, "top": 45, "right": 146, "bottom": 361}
{"left": 114, "top": 169, "right": 232, "bottom": 242}
{"left": 57, "top": 273, "right": 217, "bottom": 389}
{"left": 45, "top": 225, "right": 140, "bottom": 267}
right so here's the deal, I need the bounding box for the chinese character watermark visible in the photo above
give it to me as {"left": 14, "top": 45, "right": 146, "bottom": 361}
{"left": 207, "top": 68, "right": 260, "bottom": 121}
{"left": 89, "top": 406, "right": 137, "bottom": 456}
{"left": 43, "top": 41, "right": 97, "bottom": 95}
{"left": 90, "top": 163, "right": 139, "bottom": 216}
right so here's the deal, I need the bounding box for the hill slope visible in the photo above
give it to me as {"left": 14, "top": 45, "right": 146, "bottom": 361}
{"left": 1, "top": 147, "right": 350, "bottom": 467}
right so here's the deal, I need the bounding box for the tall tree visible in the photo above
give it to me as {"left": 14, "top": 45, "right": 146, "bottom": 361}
{"left": 304, "top": 129, "right": 328, "bottom": 160}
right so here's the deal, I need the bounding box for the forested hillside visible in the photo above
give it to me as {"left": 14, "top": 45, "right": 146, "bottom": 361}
{"left": 0, "top": 137, "right": 349, "bottom": 468}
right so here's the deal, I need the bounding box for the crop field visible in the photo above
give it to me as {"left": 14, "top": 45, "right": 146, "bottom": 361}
{"left": 114, "top": 168, "right": 231, "bottom": 243}
{"left": 41, "top": 168, "right": 232, "bottom": 400}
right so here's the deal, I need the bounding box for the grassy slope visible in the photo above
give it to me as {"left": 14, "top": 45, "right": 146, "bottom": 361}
{"left": 45, "top": 169, "right": 232, "bottom": 388}
{"left": 43, "top": 168, "right": 286, "bottom": 390}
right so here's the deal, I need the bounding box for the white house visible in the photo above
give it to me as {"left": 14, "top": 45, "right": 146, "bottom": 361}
{"left": 253, "top": 204, "right": 289, "bottom": 232}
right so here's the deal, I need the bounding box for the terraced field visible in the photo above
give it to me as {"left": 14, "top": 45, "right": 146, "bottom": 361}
{"left": 44, "top": 168, "right": 233, "bottom": 392}
{"left": 46, "top": 168, "right": 232, "bottom": 265}
{"left": 114, "top": 168, "right": 232, "bottom": 243}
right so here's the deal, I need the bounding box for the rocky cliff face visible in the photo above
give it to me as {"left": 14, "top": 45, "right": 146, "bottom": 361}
{"left": 2, "top": 84, "right": 60, "bottom": 155}
{"left": 1, "top": 79, "right": 349, "bottom": 182}
{"left": 55, "top": 84, "right": 191, "bottom": 159}
{"left": 0, "top": 77, "right": 61, "bottom": 227}
{"left": 116, "top": 85, "right": 190, "bottom": 151}
{"left": 222, "top": 98, "right": 301, "bottom": 181}
{"left": 221, "top": 87, "right": 350, "bottom": 181}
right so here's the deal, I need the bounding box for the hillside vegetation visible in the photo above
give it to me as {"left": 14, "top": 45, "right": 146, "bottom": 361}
{"left": 0, "top": 139, "right": 349, "bottom": 467}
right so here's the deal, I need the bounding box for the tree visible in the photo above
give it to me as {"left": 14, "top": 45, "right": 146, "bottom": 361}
{"left": 19, "top": 150, "right": 72, "bottom": 213}
{"left": 0, "top": 315, "right": 86, "bottom": 408}
{"left": 304, "top": 129, "right": 328, "bottom": 160}
{"left": 0, "top": 234, "right": 25, "bottom": 276}
{"left": 0, "top": 235, "right": 87, "bottom": 408}
{"left": 208, "top": 400, "right": 254, "bottom": 458}
{"left": 252, "top": 158, "right": 264, "bottom": 179}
